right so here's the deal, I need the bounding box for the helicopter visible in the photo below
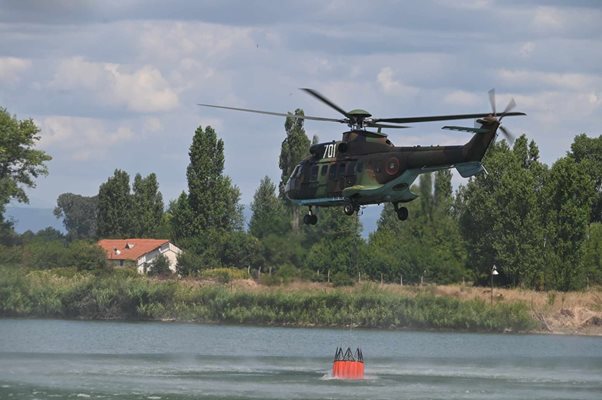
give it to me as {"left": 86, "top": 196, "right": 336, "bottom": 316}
{"left": 199, "top": 88, "right": 525, "bottom": 225}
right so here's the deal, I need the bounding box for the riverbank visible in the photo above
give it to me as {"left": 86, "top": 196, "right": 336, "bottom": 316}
{"left": 1, "top": 266, "right": 600, "bottom": 334}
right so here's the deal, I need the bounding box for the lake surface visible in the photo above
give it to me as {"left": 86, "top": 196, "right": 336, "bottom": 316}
{"left": 0, "top": 319, "right": 601, "bottom": 400}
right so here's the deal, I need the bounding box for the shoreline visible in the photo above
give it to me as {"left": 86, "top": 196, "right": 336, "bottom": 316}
{"left": 1, "top": 267, "right": 600, "bottom": 336}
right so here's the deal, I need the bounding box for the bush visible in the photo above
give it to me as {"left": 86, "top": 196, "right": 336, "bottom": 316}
{"left": 176, "top": 250, "right": 203, "bottom": 276}
{"left": 0, "top": 244, "right": 22, "bottom": 264}
{"left": 69, "top": 241, "right": 107, "bottom": 271}
{"left": 147, "top": 254, "right": 172, "bottom": 277}
{"left": 331, "top": 271, "right": 354, "bottom": 287}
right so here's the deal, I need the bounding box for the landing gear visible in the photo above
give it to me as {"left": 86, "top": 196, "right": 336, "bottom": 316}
{"left": 303, "top": 207, "right": 318, "bottom": 225}
{"left": 343, "top": 203, "right": 356, "bottom": 216}
{"left": 393, "top": 202, "right": 409, "bottom": 221}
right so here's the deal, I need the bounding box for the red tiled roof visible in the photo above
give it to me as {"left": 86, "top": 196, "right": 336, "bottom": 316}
{"left": 98, "top": 239, "right": 170, "bottom": 261}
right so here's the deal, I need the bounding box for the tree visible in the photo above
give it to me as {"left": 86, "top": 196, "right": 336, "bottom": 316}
{"left": 278, "top": 109, "right": 310, "bottom": 231}
{"left": 97, "top": 169, "right": 131, "bottom": 238}
{"left": 581, "top": 223, "right": 602, "bottom": 286}
{"left": 169, "top": 192, "right": 194, "bottom": 242}
{"left": 54, "top": 193, "right": 98, "bottom": 240}
{"left": 304, "top": 207, "right": 364, "bottom": 279}
{"left": 0, "top": 107, "right": 51, "bottom": 239}
{"left": 131, "top": 173, "right": 164, "bottom": 237}
{"left": 173, "top": 125, "right": 243, "bottom": 239}
{"left": 457, "top": 137, "right": 547, "bottom": 287}
{"left": 542, "top": 156, "right": 595, "bottom": 290}
{"left": 249, "top": 176, "right": 288, "bottom": 238}
{"left": 367, "top": 174, "right": 466, "bottom": 285}
{"left": 569, "top": 134, "right": 602, "bottom": 223}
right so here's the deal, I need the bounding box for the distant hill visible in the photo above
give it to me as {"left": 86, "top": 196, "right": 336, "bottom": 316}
{"left": 5, "top": 204, "right": 380, "bottom": 237}
{"left": 5, "top": 207, "right": 65, "bottom": 234}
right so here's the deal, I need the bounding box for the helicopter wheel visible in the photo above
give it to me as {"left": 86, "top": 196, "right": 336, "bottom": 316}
{"left": 343, "top": 203, "right": 355, "bottom": 216}
{"left": 396, "top": 207, "right": 409, "bottom": 221}
{"left": 304, "top": 208, "right": 318, "bottom": 225}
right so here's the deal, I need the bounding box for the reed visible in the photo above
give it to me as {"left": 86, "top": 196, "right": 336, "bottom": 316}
{"left": 0, "top": 266, "right": 536, "bottom": 332}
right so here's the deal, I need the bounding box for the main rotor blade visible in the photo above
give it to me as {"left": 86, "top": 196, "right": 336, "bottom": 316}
{"left": 375, "top": 112, "right": 526, "bottom": 124}
{"left": 300, "top": 88, "right": 349, "bottom": 118}
{"left": 488, "top": 88, "right": 496, "bottom": 116}
{"left": 366, "top": 122, "right": 410, "bottom": 129}
{"left": 197, "top": 103, "right": 345, "bottom": 123}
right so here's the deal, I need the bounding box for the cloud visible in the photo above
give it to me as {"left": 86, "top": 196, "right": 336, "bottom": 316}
{"left": 443, "top": 90, "right": 482, "bottom": 108}
{"left": 377, "top": 67, "right": 419, "bottom": 96}
{"left": 0, "top": 57, "right": 31, "bottom": 84}
{"left": 497, "top": 68, "right": 601, "bottom": 92}
{"left": 38, "top": 116, "right": 135, "bottom": 161}
{"left": 50, "top": 57, "right": 178, "bottom": 112}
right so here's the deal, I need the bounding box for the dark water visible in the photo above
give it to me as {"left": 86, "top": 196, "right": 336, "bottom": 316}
{"left": 0, "top": 319, "right": 601, "bottom": 399}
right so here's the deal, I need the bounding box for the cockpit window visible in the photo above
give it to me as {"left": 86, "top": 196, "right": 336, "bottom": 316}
{"left": 310, "top": 165, "right": 319, "bottom": 181}
{"left": 338, "top": 163, "right": 346, "bottom": 178}
{"left": 329, "top": 164, "right": 336, "bottom": 180}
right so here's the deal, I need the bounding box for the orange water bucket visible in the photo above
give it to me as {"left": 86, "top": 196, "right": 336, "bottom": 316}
{"left": 332, "top": 347, "right": 364, "bottom": 379}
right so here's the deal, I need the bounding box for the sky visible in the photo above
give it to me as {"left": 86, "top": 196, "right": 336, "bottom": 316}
{"left": 1, "top": 0, "right": 601, "bottom": 211}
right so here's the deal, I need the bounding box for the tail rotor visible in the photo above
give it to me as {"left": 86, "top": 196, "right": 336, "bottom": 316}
{"left": 488, "top": 88, "right": 517, "bottom": 144}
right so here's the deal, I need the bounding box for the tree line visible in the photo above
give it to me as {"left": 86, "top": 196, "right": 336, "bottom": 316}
{"left": 1, "top": 105, "right": 600, "bottom": 291}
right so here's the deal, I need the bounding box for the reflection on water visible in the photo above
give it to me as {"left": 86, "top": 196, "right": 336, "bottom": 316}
{"left": 0, "top": 319, "right": 601, "bottom": 399}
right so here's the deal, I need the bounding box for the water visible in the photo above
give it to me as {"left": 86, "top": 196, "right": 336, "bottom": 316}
{"left": 0, "top": 319, "right": 601, "bottom": 399}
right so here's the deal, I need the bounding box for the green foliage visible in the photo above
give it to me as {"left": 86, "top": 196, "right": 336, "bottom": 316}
{"left": 543, "top": 156, "right": 595, "bottom": 290}
{"left": 97, "top": 169, "right": 132, "bottom": 238}
{"left": 279, "top": 109, "right": 311, "bottom": 231}
{"left": 7, "top": 240, "right": 106, "bottom": 271}
{"left": 178, "top": 230, "right": 261, "bottom": 272}
{"left": 331, "top": 271, "right": 354, "bottom": 287}
{"left": 201, "top": 267, "right": 248, "bottom": 282}
{"left": 130, "top": 173, "right": 164, "bottom": 238}
{"left": 457, "top": 138, "right": 547, "bottom": 287}
{"left": 0, "top": 244, "right": 22, "bottom": 264}
{"left": 368, "top": 172, "right": 467, "bottom": 285}
{"left": 176, "top": 250, "right": 203, "bottom": 277}
{"left": 0, "top": 266, "right": 536, "bottom": 332}
{"left": 0, "top": 107, "right": 51, "bottom": 242}
{"left": 146, "top": 254, "right": 172, "bottom": 277}
{"left": 581, "top": 223, "right": 602, "bottom": 285}
{"left": 249, "top": 176, "right": 288, "bottom": 238}
{"left": 54, "top": 193, "right": 98, "bottom": 240}
{"left": 569, "top": 134, "right": 602, "bottom": 222}
{"left": 69, "top": 241, "right": 107, "bottom": 271}
{"left": 304, "top": 206, "right": 364, "bottom": 278}
{"left": 96, "top": 170, "right": 165, "bottom": 239}
{"left": 173, "top": 125, "right": 243, "bottom": 240}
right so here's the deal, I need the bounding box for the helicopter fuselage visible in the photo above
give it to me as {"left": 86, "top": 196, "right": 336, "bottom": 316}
{"left": 285, "top": 117, "right": 499, "bottom": 208}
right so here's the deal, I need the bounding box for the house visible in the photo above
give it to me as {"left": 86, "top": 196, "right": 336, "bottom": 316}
{"left": 98, "top": 239, "right": 182, "bottom": 274}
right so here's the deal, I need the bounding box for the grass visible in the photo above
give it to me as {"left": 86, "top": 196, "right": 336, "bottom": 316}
{"left": 0, "top": 266, "right": 538, "bottom": 332}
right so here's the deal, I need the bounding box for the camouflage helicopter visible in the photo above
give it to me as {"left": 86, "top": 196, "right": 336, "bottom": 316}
{"left": 199, "top": 88, "right": 525, "bottom": 225}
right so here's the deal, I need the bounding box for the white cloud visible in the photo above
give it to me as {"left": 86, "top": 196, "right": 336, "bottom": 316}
{"left": 0, "top": 57, "right": 31, "bottom": 84}
{"left": 497, "top": 68, "right": 601, "bottom": 92}
{"left": 443, "top": 90, "right": 481, "bottom": 107}
{"left": 532, "top": 7, "right": 564, "bottom": 33}
{"left": 38, "top": 116, "right": 135, "bottom": 161}
{"left": 51, "top": 57, "right": 178, "bottom": 112}
{"left": 377, "top": 67, "right": 419, "bottom": 96}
